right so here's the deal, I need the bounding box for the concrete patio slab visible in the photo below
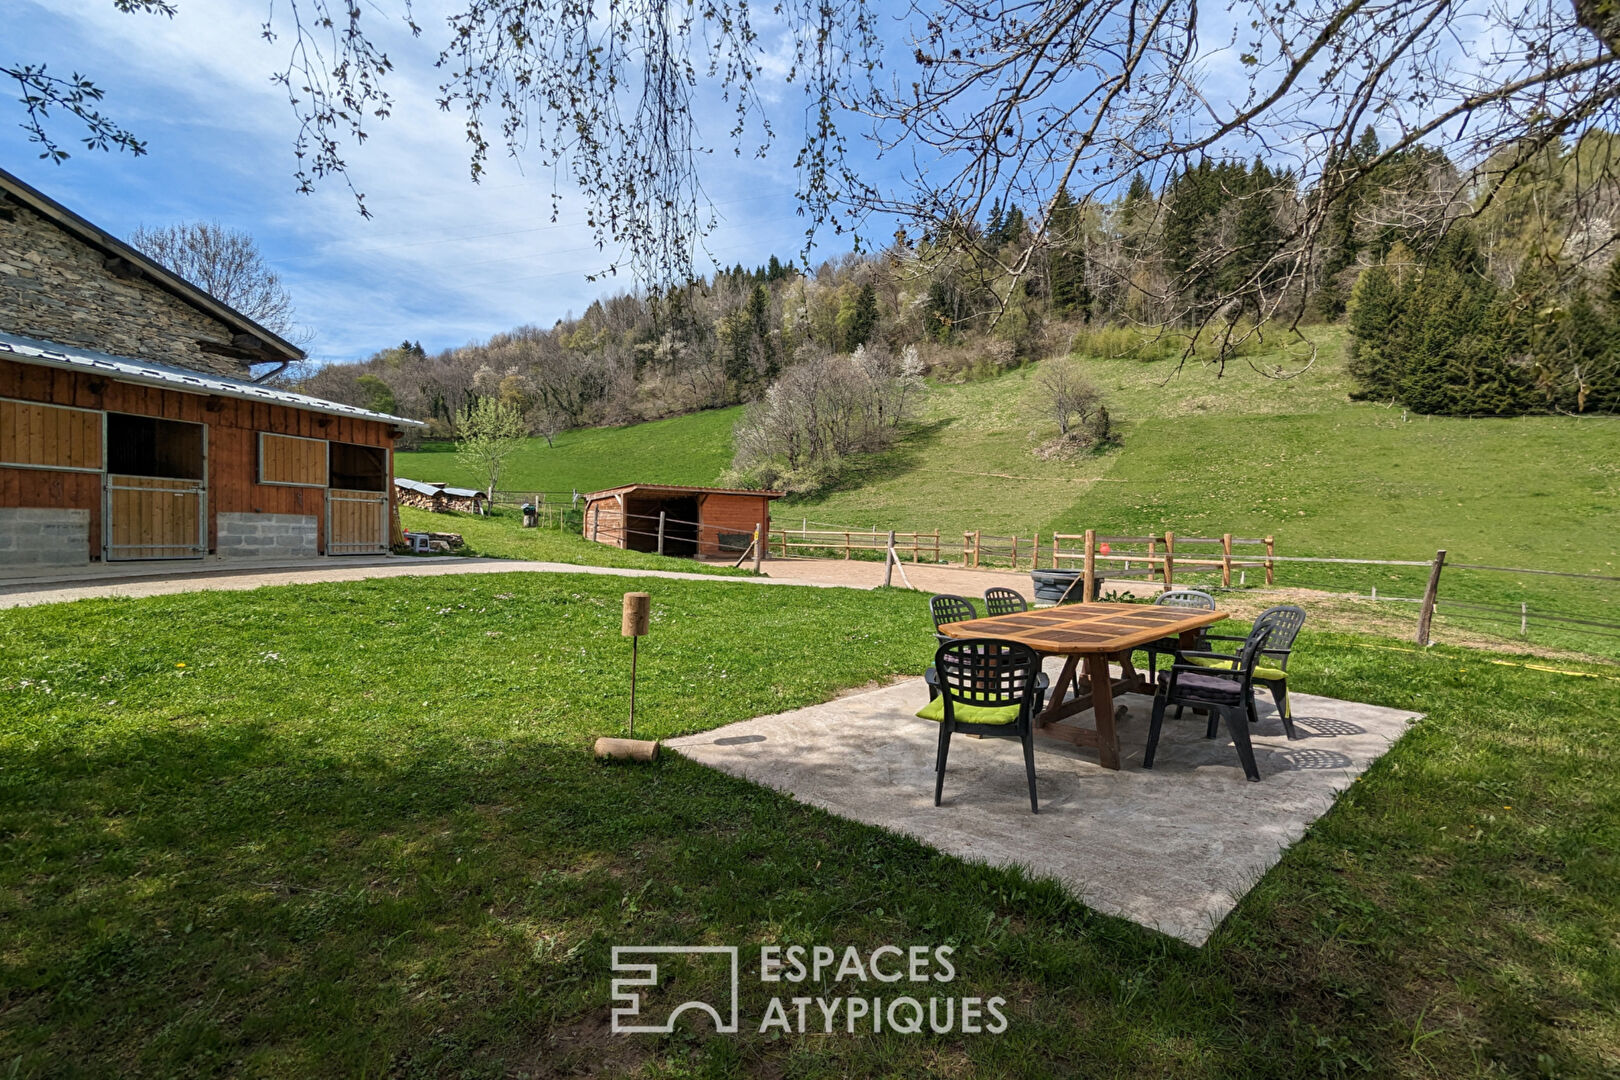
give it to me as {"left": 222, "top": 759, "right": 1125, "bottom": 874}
{"left": 667, "top": 663, "right": 1419, "bottom": 945}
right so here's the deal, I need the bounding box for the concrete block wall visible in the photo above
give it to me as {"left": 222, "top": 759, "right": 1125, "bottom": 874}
{"left": 0, "top": 507, "right": 91, "bottom": 566}
{"left": 215, "top": 512, "right": 319, "bottom": 558}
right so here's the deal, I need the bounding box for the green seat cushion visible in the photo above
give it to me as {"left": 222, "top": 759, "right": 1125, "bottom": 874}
{"left": 916, "top": 695, "right": 1022, "bottom": 725}
{"left": 1188, "top": 656, "right": 1288, "bottom": 682}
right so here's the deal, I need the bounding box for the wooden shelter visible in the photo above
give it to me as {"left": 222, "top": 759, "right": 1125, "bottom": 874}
{"left": 582, "top": 484, "right": 784, "bottom": 558}
{"left": 0, "top": 166, "right": 425, "bottom": 568}
{"left": 395, "top": 477, "right": 488, "bottom": 514}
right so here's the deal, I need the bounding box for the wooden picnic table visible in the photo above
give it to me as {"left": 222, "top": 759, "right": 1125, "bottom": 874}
{"left": 939, "top": 602, "right": 1229, "bottom": 770}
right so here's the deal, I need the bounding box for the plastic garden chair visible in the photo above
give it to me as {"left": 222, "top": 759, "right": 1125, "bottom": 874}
{"left": 1138, "top": 589, "right": 1217, "bottom": 684}
{"left": 925, "top": 593, "right": 1048, "bottom": 708}
{"left": 1188, "top": 604, "right": 1306, "bottom": 734}
{"left": 1143, "top": 616, "right": 1278, "bottom": 782}
{"left": 983, "top": 587, "right": 1031, "bottom": 616}
{"left": 919, "top": 638, "right": 1044, "bottom": 812}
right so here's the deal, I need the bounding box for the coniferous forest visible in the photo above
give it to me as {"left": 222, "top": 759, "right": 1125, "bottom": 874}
{"left": 289, "top": 130, "right": 1620, "bottom": 457}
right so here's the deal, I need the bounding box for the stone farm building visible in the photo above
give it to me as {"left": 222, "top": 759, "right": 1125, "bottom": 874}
{"left": 582, "top": 484, "right": 783, "bottom": 558}
{"left": 0, "top": 166, "right": 426, "bottom": 568}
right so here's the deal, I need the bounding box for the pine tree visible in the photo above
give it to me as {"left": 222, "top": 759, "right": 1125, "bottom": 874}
{"left": 1000, "top": 204, "right": 1025, "bottom": 245}
{"left": 844, "top": 282, "right": 879, "bottom": 350}
{"left": 985, "top": 199, "right": 1004, "bottom": 244}
{"left": 1346, "top": 264, "right": 1401, "bottom": 400}
{"left": 1047, "top": 187, "right": 1089, "bottom": 318}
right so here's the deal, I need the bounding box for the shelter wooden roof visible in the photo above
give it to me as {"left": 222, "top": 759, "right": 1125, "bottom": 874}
{"left": 583, "top": 484, "right": 785, "bottom": 501}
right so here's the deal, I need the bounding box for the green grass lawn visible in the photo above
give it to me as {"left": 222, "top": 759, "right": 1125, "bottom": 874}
{"left": 395, "top": 407, "right": 743, "bottom": 497}
{"left": 2, "top": 577, "right": 1616, "bottom": 1077}
{"left": 399, "top": 506, "right": 748, "bottom": 576}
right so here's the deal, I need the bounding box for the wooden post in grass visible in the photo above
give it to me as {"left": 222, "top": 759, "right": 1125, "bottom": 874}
{"left": 934, "top": 531, "right": 940, "bottom": 563}
{"left": 595, "top": 592, "right": 659, "bottom": 761}
{"left": 1082, "top": 528, "right": 1097, "bottom": 603}
{"left": 1264, "top": 536, "right": 1275, "bottom": 585}
{"left": 884, "top": 530, "right": 896, "bottom": 587}
{"left": 974, "top": 530, "right": 982, "bottom": 568}
{"left": 845, "top": 531, "right": 851, "bottom": 559}
{"left": 1221, "top": 533, "right": 1233, "bottom": 587}
{"left": 754, "top": 523, "right": 765, "bottom": 572}
{"left": 656, "top": 511, "right": 666, "bottom": 556}
{"left": 1031, "top": 531, "right": 1039, "bottom": 572}
{"left": 1163, "top": 531, "right": 1176, "bottom": 586}
{"left": 1416, "top": 549, "right": 1447, "bottom": 646}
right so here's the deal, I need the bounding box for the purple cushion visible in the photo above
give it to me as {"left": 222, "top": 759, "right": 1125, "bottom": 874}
{"left": 1173, "top": 671, "right": 1244, "bottom": 699}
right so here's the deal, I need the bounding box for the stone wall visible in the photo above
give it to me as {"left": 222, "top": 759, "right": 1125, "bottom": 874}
{"left": 215, "top": 512, "right": 319, "bottom": 559}
{"left": 0, "top": 203, "right": 253, "bottom": 377}
{"left": 0, "top": 507, "right": 90, "bottom": 567}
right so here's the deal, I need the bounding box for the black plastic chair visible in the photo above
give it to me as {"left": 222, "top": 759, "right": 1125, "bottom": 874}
{"left": 1194, "top": 605, "right": 1307, "bottom": 730}
{"left": 1138, "top": 588, "right": 1217, "bottom": 684}
{"left": 983, "top": 587, "right": 1030, "bottom": 616}
{"left": 930, "top": 594, "right": 979, "bottom": 643}
{"left": 929, "top": 638, "right": 1043, "bottom": 812}
{"left": 925, "top": 594, "right": 978, "bottom": 700}
{"left": 1144, "top": 618, "right": 1276, "bottom": 782}
{"left": 926, "top": 593, "right": 1048, "bottom": 708}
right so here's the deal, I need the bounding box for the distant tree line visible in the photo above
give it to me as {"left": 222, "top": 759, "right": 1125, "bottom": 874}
{"left": 289, "top": 129, "right": 1620, "bottom": 447}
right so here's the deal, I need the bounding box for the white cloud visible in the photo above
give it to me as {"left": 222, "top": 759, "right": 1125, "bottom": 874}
{"left": 4, "top": 0, "right": 832, "bottom": 363}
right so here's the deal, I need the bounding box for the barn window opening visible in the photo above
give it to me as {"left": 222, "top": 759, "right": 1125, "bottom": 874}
{"left": 329, "top": 442, "right": 387, "bottom": 491}
{"left": 105, "top": 413, "right": 203, "bottom": 479}
{"left": 622, "top": 494, "right": 699, "bottom": 556}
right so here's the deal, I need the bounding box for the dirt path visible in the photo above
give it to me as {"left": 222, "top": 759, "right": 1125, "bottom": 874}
{"left": 753, "top": 555, "right": 1050, "bottom": 597}
{"left": 0, "top": 558, "right": 843, "bottom": 610}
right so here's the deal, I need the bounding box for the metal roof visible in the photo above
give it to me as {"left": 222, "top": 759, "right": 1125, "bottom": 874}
{"left": 0, "top": 332, "right": 427, "bottom": 428}
{"left": 395, "top": 478, "right": 486, "bottom": 499}
{"left": 584, "top": 483, "right": 785, "bottom": 500}
{"left": 0, "top": 165, "right": 304, "bottom": 364}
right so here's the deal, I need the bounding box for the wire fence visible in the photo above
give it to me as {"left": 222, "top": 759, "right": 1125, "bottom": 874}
{"left": 470, "top": 497, "right": 1618, "bottom": 649}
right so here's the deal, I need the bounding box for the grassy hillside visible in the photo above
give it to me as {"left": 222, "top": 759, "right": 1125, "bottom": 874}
{"left": 392, "top": 331, "right": 1619, "bottom": 652}
{"left": 800, "top": 329, "right": 1618, "bottom": 569}
{"left": 396, "top": 405, "right": 741, "bottom": 495}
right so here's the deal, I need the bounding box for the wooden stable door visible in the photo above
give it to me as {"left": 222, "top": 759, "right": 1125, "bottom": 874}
{"left": 326, "top": 488, "right": 389, "bottom": 555}
{"left": 106, "top": 474, "right": 205, "bottom": 560}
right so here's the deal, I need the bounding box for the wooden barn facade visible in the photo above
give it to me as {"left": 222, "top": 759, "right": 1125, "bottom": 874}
{"left": 582, "top": 484, "right": 783, "bottom": 558}
{"left": 0, "top": 166, "right": 424, "bottom": 569}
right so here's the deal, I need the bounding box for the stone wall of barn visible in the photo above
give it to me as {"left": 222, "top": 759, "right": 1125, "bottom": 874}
{"left": 0, "top": 202, "right": 253, "bottom": 377}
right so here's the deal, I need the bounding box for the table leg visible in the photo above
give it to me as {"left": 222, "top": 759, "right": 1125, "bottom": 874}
{"left": 1085, "top": 653, "right": 1121, "bottom": 770}
{"left": 1039, "top": 654, "right": 1081, "bottom": 726}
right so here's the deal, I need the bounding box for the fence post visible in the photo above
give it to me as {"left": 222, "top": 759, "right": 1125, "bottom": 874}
{"left": 1031, "top": 531, "right": 1039, "bottom": 572}
{"left": 1521, "top": 602, "right": 1528, "bottom": 637}
{"left": 844, "top": 531, "right": 851, "bottom": 560}
{"left": 884, "top": 530, "right": 896, "bottom": 587}
{"left": 1083, "top": 528, "right": 1097, "bottom": 603}
{"left": 1163, "top": 531, "right": 1175, "bottom": 586}
{"left": 755, "top": 523, "right": 765, "bottom": 573}
{"left": 1264, "top": 536, "right": 1275, "bottom": 585}
{"left": 974, "top": 530, "right": 982, "bottom": 568}
{"left": 934, "top": 530, "right": 940, "bottom": 563}
{"left": 657, "top": 511, "right": 666, "bottom": 556}
{"left": 1221, "top": 533, "right": 1232, "bottom": 587}
{"left": 1415, "top": 549, "right": 1447, "bottom": 646}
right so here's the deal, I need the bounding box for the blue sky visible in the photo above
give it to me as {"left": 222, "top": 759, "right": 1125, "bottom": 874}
{"left": 3, "top": 1, "right": 880, "bottom": 364}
